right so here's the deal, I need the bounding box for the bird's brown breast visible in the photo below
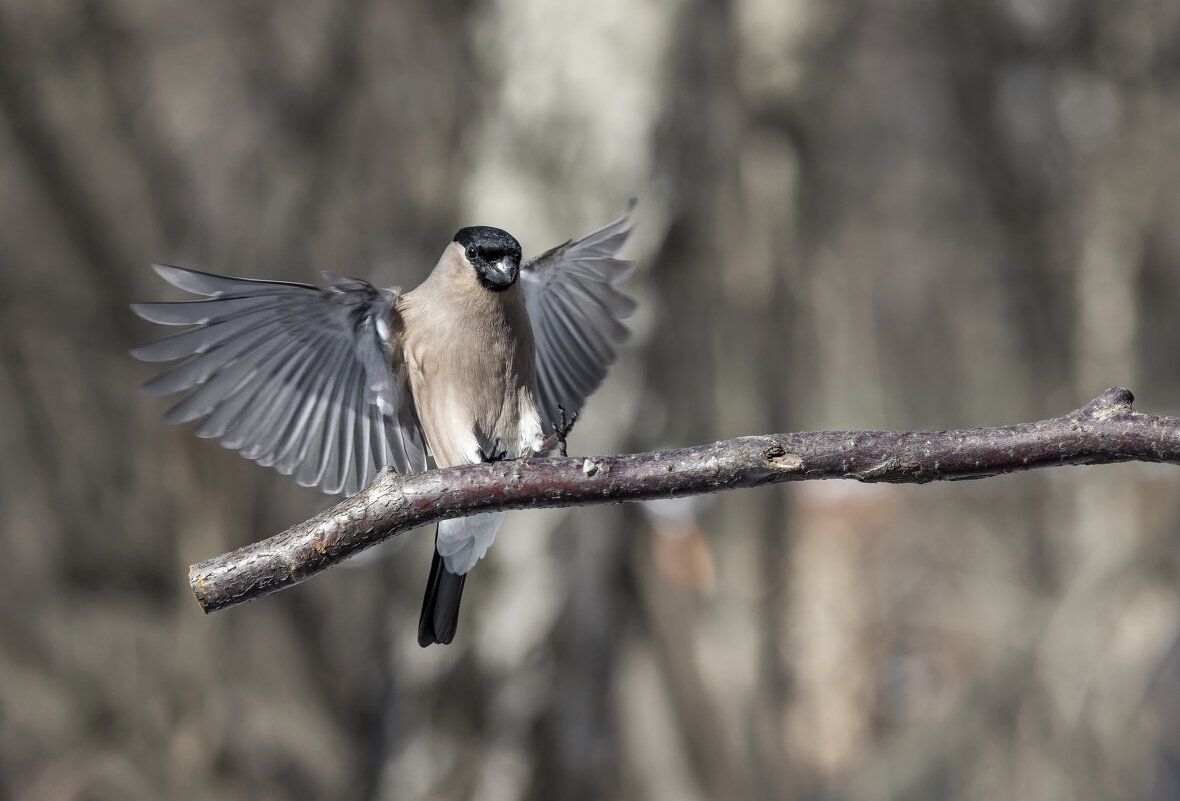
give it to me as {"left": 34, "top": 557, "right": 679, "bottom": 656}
{"left": 397, "top": 249, "right": 538, "bottom": 468}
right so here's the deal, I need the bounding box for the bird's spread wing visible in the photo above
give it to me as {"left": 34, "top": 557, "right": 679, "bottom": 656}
{"left": 131, "top": 264, "right": 427, "bottom": 496}
{"left": 520, "top": 201, "right": 637, "bottom": 430}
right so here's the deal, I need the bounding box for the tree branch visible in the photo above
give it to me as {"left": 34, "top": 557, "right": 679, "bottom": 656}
{"left": 189, "top": 387, "right": 1180, "bottom": 613}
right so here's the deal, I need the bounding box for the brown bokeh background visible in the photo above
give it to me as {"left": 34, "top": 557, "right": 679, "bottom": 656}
{"left": 4, "top": 1, "right": 1180, "bottom": 799}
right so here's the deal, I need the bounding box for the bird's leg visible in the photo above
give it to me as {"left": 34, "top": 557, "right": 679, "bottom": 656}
{"left": 554, "top": 404, "right": 579, "bottom": 458}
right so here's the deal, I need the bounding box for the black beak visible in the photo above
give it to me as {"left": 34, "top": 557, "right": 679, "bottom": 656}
{"left": 485, "top": 257, "right": 519, "bottom": 287}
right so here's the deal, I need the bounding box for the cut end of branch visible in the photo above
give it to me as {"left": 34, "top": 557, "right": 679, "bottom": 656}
{"left": 189, "top": 566, "right": 213, "bottom": 614}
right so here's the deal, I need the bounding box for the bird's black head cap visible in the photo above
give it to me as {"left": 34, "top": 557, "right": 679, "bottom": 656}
{"left": 454, "top": 226, "right": 523, "bottom": 292}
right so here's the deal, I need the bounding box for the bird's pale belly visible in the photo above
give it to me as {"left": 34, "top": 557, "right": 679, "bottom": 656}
{"left": 407, "top": 349, "right": 544, "bottom": 469}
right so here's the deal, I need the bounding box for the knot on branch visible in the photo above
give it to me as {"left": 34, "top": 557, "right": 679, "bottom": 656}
{"left": 764, "top": 445, "right": 804, "bottom": 472}
{"left": 1081, "top": 387, "right": 1135, "bottom": 421}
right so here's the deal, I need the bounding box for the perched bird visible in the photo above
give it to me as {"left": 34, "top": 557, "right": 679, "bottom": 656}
{"left": 131, "top": 205, "right": 636, "bottom": 646}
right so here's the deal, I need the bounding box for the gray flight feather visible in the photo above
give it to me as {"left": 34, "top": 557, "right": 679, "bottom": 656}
{"left": 131, "top": 264, "right": 427, "bottom": 496}
{"left": 519, "top": 200, "right": 637, "bottom": 430}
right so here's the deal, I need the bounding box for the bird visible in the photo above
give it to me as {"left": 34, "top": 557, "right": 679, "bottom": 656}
{"left": 131, "top": 203, "right": 636, "bottom": 646}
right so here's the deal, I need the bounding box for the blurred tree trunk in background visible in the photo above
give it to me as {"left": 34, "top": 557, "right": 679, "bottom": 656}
{"left": 2, "top": 0, "right": 1180, "bottom": 799}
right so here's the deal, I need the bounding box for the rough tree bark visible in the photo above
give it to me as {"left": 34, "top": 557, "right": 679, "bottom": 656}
{"left": 189, "top": 387, "right": 1180, "bottom": 612}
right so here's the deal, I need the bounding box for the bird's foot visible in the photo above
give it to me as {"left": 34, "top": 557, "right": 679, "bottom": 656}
{"left": 554, "top": 404, "right": 580, "bottom": 458}
{"left": 478, "top": 446, "right": 508, "bottom": 463}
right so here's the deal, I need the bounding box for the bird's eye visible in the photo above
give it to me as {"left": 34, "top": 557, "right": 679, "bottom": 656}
{"left": 466, "top": 245, "right": 478, "bottom": 260}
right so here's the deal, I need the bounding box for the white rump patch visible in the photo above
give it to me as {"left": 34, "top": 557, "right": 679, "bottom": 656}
{"left": 437, "top": 511, "right": 505, "bottom": 574}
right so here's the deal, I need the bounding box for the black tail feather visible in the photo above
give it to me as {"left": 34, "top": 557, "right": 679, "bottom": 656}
{"left": 418, "top": 530, "right": 466, "bottom": 647}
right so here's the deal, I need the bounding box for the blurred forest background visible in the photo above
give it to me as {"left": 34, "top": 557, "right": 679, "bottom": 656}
{"left": 4, "top": 0, "right": 1180, "bottom": 799}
